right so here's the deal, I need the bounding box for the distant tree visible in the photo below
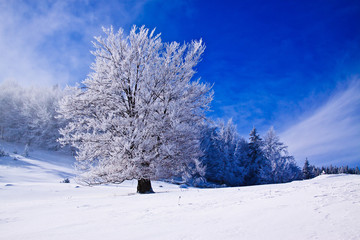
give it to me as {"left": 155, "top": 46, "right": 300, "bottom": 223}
{"left": 58, "top": 26, "right": 212, "bottom": 193}
{"left": 24, "top": 84, "right": 66, "bottom": 149}
{"left": 0, "top": 144, "right": 7, "bottom": 157}
{"left": 309, "top": 164, "right": 360, "bottom": 177}
{"left": 262, "top": 127, "right": 301, "bottom": 183}
{"left": 23, "top": 144, "right": 29, "bottom": 157}
{"left": 0, "top": 81, "right": 25, "bottom": 142}
{"left": 302, "top": 158, "right": 311, "bottom": 179}
{"left": 313, "top": 167, "right": 321, "bottom": 176}
{"left": 200, "top": 124, "right": 303, "bottom": 187}
{"left": 0, "top": 81, "right": 65, "bottom": 150}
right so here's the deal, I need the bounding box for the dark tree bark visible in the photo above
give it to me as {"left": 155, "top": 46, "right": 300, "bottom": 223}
{"left": 137, "top": 179, "right": 154, "bottom": 194}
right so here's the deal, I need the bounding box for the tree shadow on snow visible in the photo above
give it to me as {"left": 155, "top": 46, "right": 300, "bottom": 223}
{"left": 0, "top": 155, "right": 36, "bottom": 169}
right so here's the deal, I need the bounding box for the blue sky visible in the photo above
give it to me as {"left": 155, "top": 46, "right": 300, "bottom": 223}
{"left": 0, "top": 0, "right": 359, "bottom": 167}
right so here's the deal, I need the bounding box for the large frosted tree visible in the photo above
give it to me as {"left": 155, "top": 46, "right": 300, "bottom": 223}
{"left": 58, "top": 26, "right": 212, "bottom": 193}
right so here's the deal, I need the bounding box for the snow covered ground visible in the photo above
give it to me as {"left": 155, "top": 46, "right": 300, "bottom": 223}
{"left": 1, "top": 141, "right": 360, "bottom": 240}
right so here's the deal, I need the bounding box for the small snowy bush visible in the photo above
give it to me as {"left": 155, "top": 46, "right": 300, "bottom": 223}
{"left": 61, "top": 178, "right": 70, "bottom": 183}
{"left": 0, "top": 147, "right": 7, "bottom": 157}
{"left": 0, "top": 144, "right": 8, "bottom": 157}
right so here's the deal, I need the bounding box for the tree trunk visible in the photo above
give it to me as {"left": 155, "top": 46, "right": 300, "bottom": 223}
{"left": 137, "top": 178, "right": 154, "bottom": 194}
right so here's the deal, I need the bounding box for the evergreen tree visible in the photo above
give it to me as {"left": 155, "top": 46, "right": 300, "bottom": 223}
{"left": 199, "top": 123, "right": 224, "bottom": 184}
{"left": 199, "top": 120, "right": 246, "bottom": 186}
{"left": 302, "top": 158, "right": 311, "bottom": 179}
{"left": 216, "top": 119, "right": 244, "bottom": 186}
{"left": 245, "top": 127, "right": 269, "bottom": 185}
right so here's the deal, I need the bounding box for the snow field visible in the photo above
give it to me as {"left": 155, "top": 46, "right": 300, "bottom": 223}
{"left": 1, "top": 142, "right": 360, "bottom": 240}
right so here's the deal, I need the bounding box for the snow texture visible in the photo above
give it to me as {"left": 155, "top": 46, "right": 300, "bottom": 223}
{"left": 1, "top": 141, "right": 360, "bottom": 240}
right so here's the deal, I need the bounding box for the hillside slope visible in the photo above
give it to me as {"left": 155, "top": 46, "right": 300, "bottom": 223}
{"left": 1, "top": 141, "right": 359, "bottom": 240}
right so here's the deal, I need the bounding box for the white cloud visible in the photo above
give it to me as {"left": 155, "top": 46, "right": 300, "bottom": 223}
{"left": 0, "top": 1, "right": 75, "bottom": 86}
{"left": 281, "top": 78, "right": 360, "bottom": 167}
{"left": 0, "top": 1, "right": 148, "bottom": 87}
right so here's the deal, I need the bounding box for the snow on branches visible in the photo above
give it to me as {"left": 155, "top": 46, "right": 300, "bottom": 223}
{"left": 58, "top": 26, "right": 213, "bottom": 186}
{"left": 0, "top": 81, "right": 65, "bottom": 150}
{"left": 199, "top": 121, "right": 301, "bottom": 187}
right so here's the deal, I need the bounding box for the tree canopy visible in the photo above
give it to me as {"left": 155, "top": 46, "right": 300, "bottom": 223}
{"left": 57, "top": 26, "right": 213, "bottom": 189}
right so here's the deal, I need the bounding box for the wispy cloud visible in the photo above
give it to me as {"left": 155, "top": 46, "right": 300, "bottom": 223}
{"left": 0, "top": 0, "right": 147, "bottom": 86}
{"left": 281, "top": 78, "right": 360, "bottom": 166}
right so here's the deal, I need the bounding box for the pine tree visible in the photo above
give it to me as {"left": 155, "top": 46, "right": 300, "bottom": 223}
{"left": 302, "top": 158, "right": 311, "bottom": 179}
{"left": 245, "top": 127, "right": 269, "bottom": 185}
{"left": 57, "top": 26, "right": 212, "bottom": 193}
{"left": 199, "top": 123, "right": 225, "bottom": 185}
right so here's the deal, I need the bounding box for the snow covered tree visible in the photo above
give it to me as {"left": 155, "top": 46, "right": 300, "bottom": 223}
{"left": 0, "top": 144, "right": 7, "bottom": 157}
{"left": 24, "top": 144, "right": 29, "bottom": 157}
{"left": 199, "top": 123, "right": 223, "bottom": 184}
{"left": 217, "top": 119, "right": 245, "bottom": 186}
{"left": 0, "top": 81, "right": 66, "bottom": 149}
{"left": 200, "top": 119, "right": 246, "bottom": 186}
{"left": 58, "top": 26, "right": 213, "bottom": 193}
{"left": 24, "top": 84, "right": 66, "bottom": 149}
{"left": 262, "top": 127, "right": 301, "bottom": 183}
{"left": 0, "top": 81, "right": 25, "bottom": 142}
{"left": 244, "top": 127, "right": 270, "bottom": 185}
{"left": 302, "top": 158, "right": 313, "bottom": 179}
{"left": 200, "top": 124, "right": 301, "bottom": 186}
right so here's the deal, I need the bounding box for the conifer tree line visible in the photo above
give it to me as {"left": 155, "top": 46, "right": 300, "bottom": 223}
{"left": 0, "top": 26, "right": 358, "bottom": 191}
{"left": 198, "top": 120, "right": 302, "bottom": 187}
{"left": 302, "top": 159, "right": 360, "bottom": 180}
